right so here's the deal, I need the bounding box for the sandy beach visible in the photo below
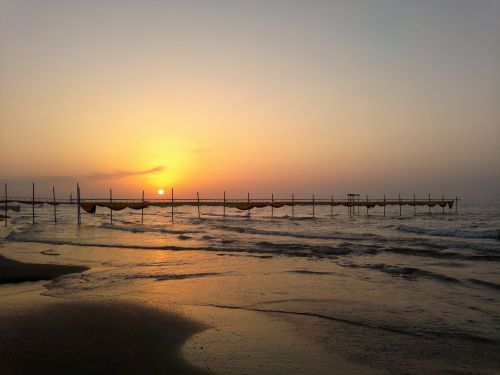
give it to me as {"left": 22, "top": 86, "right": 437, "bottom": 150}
{"left": 0, "top": 246, "right": 372, "bottom": 375}
{"left": 0, "top": 254, "right": 206, "bottom": 374}
{"left": 0, "top": 300, "right": 205, "bottom": 374}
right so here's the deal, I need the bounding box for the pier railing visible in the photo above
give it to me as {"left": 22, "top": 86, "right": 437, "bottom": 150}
{"left": 0, "top": 197, "right": 458, "bottom": 204}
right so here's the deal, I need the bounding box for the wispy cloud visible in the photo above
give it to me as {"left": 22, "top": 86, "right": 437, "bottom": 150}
{"left": 6, "top": 166, "right": 165, "bottom": 183}
{"left": 192, "top": 148, "right": 214, "bottom": 154}
{"left": 83, "top": 166, "right": 165, "bottom": 180}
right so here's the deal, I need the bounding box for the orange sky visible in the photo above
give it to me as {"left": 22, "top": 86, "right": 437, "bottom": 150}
{"left": 1, "top": 1, "right": 499, "bottom": 202}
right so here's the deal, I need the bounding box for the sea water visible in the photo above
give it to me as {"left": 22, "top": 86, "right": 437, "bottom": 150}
{"left": 1, "top": 203, "right": 499, "bottom": 372}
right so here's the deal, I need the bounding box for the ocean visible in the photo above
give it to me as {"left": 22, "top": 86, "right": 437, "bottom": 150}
{"left": 1, "top": 202, "right": 499, "bottom": 373}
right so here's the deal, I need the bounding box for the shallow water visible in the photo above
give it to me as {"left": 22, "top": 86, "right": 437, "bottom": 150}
{"left": 1, "top": 203, "right": 499, "bottom": 373}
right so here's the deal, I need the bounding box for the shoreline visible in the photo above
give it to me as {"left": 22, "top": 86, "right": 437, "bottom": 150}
{"left": 0, "top": 254, "right": 207, "bottom": 374}
{"left": 1, "top": 236, "right": 500, "bottom": 374}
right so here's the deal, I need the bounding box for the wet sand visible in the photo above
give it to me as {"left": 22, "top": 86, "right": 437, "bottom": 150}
{"left": 0, "top": 254, "right": 88, "bottom": 284}
{"left": 0, "top": 254, "right": 206, "bottom": 374}
{"left": 0, "top": 300, "right": 206, "bottom": 374}
{"left": 0, "top": 247, "right": 377, "bottom": 375}
{"left": 1, "top": 242, "right": 499, "bottom": 374}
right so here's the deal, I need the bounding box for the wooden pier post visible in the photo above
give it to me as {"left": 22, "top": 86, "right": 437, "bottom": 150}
{"left": 197, "top": 192, "right": 201, "bottom": 219}
{"left": 70, "top": 193, "right": 73, "bottom": 210}
{"left": 77, "top": 183, "right": 81, "bottom": 225}
{"left": 428, "top": 194, "right": 431, "bottom": 214}
{"left": 247, "top": 192, "right": 251, "bottom": 220}
{"left": 223, "top": 191, "right": 226, "bottom": 220}
{"left": 366, "top": 195, "right": 369, "bottom": 215}
{"left": 171, "top": 188, "right": 174, "bottom": 222}
{"left": 4, "top": 183, "right": 7, "bottom": 227}
{"left": 455, "top": 196, "right": 458, "bottom": 213}
{"left": 53, "top": 186, "right": 57, "bottom": 224}
{"left": 442, "top": 194, "right": 445, "bottom": 214}
{"left": 383, "top": 195, "right": 386, "bottom": 217}
{"left": 141, "top": 190, "right": 144, "bottom": 224}
{"left": 413, "top": 194, "right": 416, "bottom": 215}
{"left": 331, "top": 195, "right": 334, "bottom": 219}
{"left": 32, "top": 182, "right": 35, "bottom": 224}
{"left": 399, "top": 194, "right": 402, "bottom": 216}
{"left": 110, "top": 189, "right": 113, "bottom": 224}
{"left": 312, "top": 194, "right": 315, "bottom": 218}
{"left": 291, "top": 194, "right": 295, "bottom": 218}
{"left": 271, "top": 193, "right": 274, "bottom": 220}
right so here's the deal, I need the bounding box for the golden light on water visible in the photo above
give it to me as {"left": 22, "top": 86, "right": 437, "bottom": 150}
{"left": 158, "top": 188, "right": 165, "bottom": 196}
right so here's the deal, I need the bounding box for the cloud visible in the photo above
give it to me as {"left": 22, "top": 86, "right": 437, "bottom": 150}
{"left": 83, "top": 166, "right": 165, "bottom": 180}
{"left": 192, "top": 148, "right": 214, "bottom": 154}
{"left": 6, "top": 166, "right": 165, "bottom": 183}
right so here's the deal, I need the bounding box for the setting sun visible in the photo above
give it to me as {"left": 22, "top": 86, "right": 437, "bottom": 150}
{"left": 157, "top": 188, "right": 164, "bottom": 195}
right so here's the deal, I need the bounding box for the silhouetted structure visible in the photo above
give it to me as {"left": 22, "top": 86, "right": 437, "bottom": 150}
{"left": 1, "top": 183, "right": 459, "bottom": 225}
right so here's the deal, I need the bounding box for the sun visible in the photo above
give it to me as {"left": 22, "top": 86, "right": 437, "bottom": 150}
{"left": 158, "top": 188, "right": 165, "bottom": 196}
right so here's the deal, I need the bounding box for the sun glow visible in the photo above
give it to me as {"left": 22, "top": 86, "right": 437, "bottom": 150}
{"left": 158, "top": 188, "right": 164, "bottom": 195}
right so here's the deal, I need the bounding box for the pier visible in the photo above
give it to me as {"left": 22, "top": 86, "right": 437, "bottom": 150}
{"left": 1, "top": 183, "right": 459, "bottom": 225}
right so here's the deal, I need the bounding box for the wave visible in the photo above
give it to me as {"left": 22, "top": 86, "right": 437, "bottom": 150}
{"left": 125, "top": 272, "right": 222, "bottom": 281}
{"left": 99, "top": 223, "right": 201, "bottom": 235}
{"left": 196, "top": 213, "right": 247, "bottom": 218}
{"left": 467, "top": 279, "right": 500, "bottom": 291}
{"left": 203, "top": 303, "right": 498, "bottom": 344}
{"left": 255, "top": 241, "right": 353, "bottom": 256}
{"left": 4, "top": 232, "right": 218, "bottom": 251}
{"left": 287, "top": 269, "right": 335, "bottom": 275}
{"left": 383, "top": 247, "right": 500, "bottom": 262}
{"left": 4, "top": 232, "right": 354, "bottom": 258}
{"left": 397, "top": 225, "right": 500, "bottom": 240}
{"left": 40, "top": 249, "right": 60, "bottom": 256}
{"left": 214, "top": 224, "right": 379, "bottom": 241}
{"left": 383, "top": 247, "right": 466, "bottom": 259}
{"left": 10, "top": 216, "right": 32, "bottom": 224}
{"left": 343, "top": 263, "right": 463, "bottom": 284}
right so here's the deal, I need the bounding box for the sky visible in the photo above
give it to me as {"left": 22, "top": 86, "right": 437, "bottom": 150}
{"left": 1, "top": 0, "right": 499, "bottom": 202}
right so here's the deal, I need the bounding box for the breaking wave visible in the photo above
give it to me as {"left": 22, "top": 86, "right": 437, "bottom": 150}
{"left": 99, "top": 223, "right": 201, "bottom": 235}
{"left": 214, "top": 224, "right": 379, "bottom": 241}
{"left": 343, "top": 263, "right": 463, "bottom": 284}
{"left": 125, "top": 272, "right": 222, "bottom": 281}
{"left": 287, "top": 269, "right": 335, "bottom": 275}
{"left": 3, "top": 231, "right": 361, "bottom": 257}
{"left": 383, "top": 247, "right": 500, "bottom": 262}
{"left": 467, "top": 279, "right": 500, "bottom": 291}
{"left": 397, "top": 225, "right": 500, "bottom": 239}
